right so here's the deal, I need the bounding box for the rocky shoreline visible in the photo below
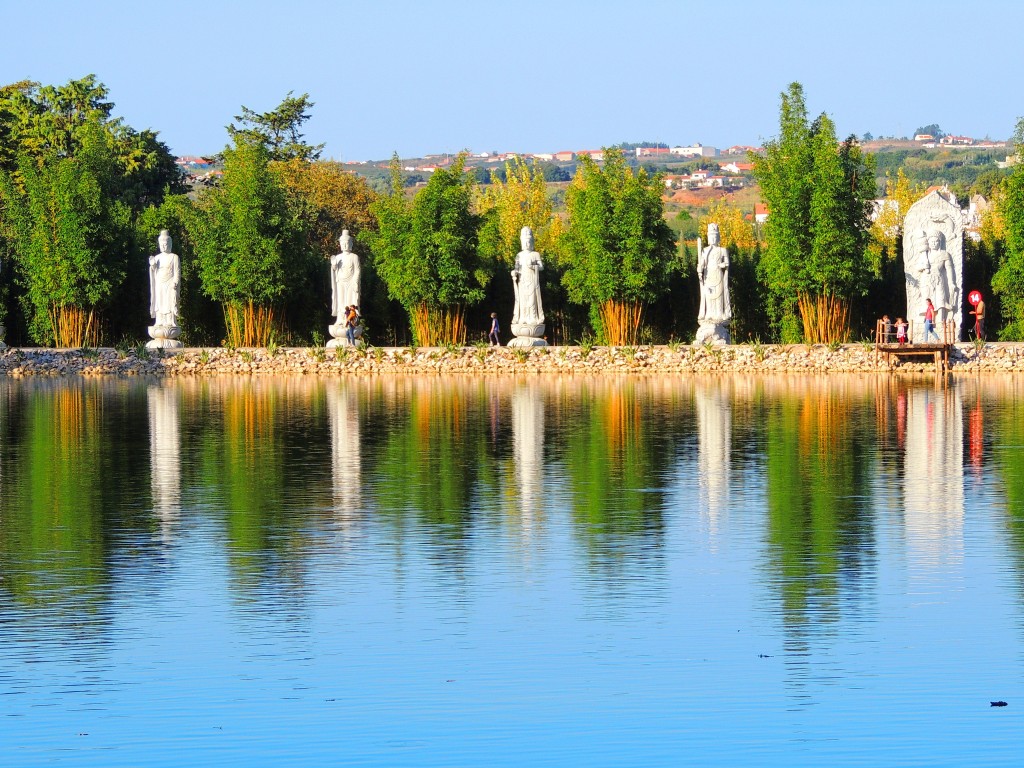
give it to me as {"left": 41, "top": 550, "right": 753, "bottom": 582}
{"left": 2, "top": 342, "right": 1023, "bottom": 377}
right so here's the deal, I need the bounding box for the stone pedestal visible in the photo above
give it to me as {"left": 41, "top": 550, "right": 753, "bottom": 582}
{"left": 147, "top": 324, "right": 182, "bottom": 350}
{"left": 694, "top": 320, "right": 730, "bottom": 346}
{"left": 327, "top": 322, "right": 363, "bottom": 349}
{"left": 508, "top": 322, "right": 547, "bottom": 348}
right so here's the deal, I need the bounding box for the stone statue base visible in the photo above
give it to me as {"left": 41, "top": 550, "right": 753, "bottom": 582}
{"left": 694, "top": 320, "right": 730, "bottom": 346}
{"left": 147, "top": 324, "right": 183, "bottom": 349}
{"left": 327, "top": 322, "right": 364, "bottom": 348}
{"left": 508, "top": 322, "right": 547, "bottom": 348}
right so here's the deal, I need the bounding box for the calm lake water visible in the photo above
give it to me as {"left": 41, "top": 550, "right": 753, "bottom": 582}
{"left": 1, "top": 373, "right": 1023, "bottom": 766}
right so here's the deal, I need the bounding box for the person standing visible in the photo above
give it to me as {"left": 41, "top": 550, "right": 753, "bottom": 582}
{"left": 971, "top": 297, "right": 986, "bottom": 340}
{"left": 896, "top": 317, "right": 908, "bottom": 345}
{"left": 922, "top": 298, "right": 940, "bottom": 342}
{"left": 345, "top": 305, "right": 360, "bottom": 346}
{"left": 488, "top": 312, "right": 500, "bottom": 346}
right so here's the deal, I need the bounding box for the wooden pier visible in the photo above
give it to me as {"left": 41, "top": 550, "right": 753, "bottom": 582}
{"left": 874, "top": 318, "right": 954, "bottom": 372}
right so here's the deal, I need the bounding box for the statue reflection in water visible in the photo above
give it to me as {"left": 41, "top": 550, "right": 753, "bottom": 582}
{"left": 901, "top": 383, "right": 964, "bottom": 565}
{"left": 511, "top": 381, "right": 545, "bottom": 542}
{"left": 327, "top": 384, "right": 362, "bottom": 521}
{"left": 695, "top": 380, "right": 731, "bottom": 535}
{"left": 148, "top": 384, "right": 181, "bottom": 543}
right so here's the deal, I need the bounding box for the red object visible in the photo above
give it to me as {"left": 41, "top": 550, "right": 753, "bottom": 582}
{"left": 969, "top": 290, "right": 983, "bottom": 307}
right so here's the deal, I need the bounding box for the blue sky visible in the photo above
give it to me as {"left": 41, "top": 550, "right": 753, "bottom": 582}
{"left": 2, "top": 0, "right": 1021, "bottom": 160}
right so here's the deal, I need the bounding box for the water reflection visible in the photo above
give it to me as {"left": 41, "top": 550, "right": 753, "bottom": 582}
{"left": 695, "top": 379, "right": 731, "bottom": 533}
{"left": 987, "top": 377, "right": 1024, "bottom": 601}
{"left": 760, "top": 377, "right": 878, "bottom": 634}
{"left": 365, "top": 378, "right": 498, "bottom": 566}
{"left": 5, "top": 375, "right": 1024, "bottom": 764}
{"left": 327, "top": 383, "right": 362, "bottom": 520}
{"left": 148, "top": 383, "right": 181, "bottom": 543}
{"left": 902, "top": 382, "right": 964, "bottom": 567}
{"left": 511, "top": 381, "right": 545, "bottom": 543}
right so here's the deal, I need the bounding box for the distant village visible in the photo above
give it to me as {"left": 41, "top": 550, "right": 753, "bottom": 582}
{"left": 172, "top": 133, "right": 1011, "bottom": 242}
{"left": 174, "top": 131, "right": 1009, "bottom": 186}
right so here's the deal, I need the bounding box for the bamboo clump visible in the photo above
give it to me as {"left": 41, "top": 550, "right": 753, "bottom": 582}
{"left": 48, "top": 304, "right": 98, "bottom": 348}
{"left": 797, "top": 292, "right": 850, "bottom": 344}
{"left": 410, "top": 304, "right": 466, "bottom": 347}
{"left": 599, "top": 300, "right": 643, "bottom": 346}
{"left": 224, "top": 302, "right": 277, "bottom": 347}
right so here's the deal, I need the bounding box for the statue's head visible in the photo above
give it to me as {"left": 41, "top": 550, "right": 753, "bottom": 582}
{"left": 158, "top": 230, "right": 172, "bottom": 252}
{"left": 339, "top": 230, "right": 353, "bottom": 252}
{"left": 707, "top": 222, "right": 720, "bottom": 245}
{"left": 927, "top": 229, "right": 945, "bottom": 250}
{"left": 520, "top": 226, "right": 534, "bottom": 251}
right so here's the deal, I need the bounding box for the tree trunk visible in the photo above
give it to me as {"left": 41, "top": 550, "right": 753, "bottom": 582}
{"left": 410, "top": 304, "right": 466, "bottom": 347}
{"left": 224, "top": 302, "right": 277, "bottom": 347}
{"left": 797, "top": 292, "right": 850, "bottom": 344}
{"left": 49, "top": 304, "right": 99, "bottom": 348}
{"left": 598, "top": 300, "right": 643, "bottom": 346}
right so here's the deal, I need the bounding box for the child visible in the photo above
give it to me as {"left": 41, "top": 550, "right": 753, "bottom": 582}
{"left": 488, "top": 312, "right": 500, "bottom": 346}
{"left": 895, "top": 317, "right": 907, "bottom": 345}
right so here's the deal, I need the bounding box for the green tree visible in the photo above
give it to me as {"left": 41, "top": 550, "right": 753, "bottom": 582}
{"left": 991, "top": 118, "right": 1024, "bottom": 339}
{"left": 914, "top": 123, "right": 945, "bottom": 139}
{"left": 367, "top": 153, "right": 487, "bottom": 346}
{"left": 0, "top": 76, "right": 183, "bottom": 345}
{"left": 561, "top": 148, "right": 676, "bottom": 345}
{"left": 186, "top": 137, "right": 308, "bottom": 346}
{"left": 271, "top": 158, "right": 380, "bottom": 340}
{"left": 0, "top": 123, "right": 135, "bottom": 346}
{"left": 478, "top": 156, "right": 563, "bottom": 266}
{"left": 227, "top": 92, "right": 324, "bottom": 162}
{"left": 753, "top": 83, "right": 876, "bottom": 342}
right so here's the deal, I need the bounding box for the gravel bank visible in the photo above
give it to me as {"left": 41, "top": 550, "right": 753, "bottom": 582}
{"left": 2, "top": 342, "right": 1022, "bottom": 377}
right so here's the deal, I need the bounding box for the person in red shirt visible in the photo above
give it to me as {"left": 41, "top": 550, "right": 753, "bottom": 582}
{"left": 922, "top": 299, "right": 939, "bottom": 342}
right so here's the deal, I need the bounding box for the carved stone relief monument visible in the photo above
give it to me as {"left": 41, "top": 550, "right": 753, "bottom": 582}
{"left": 509, "top": 226, "right": 548, "bottom": 348}
{"left": 147, "top": 230, "right": 183, "bottom": 349}
{"left": 328, "top": 230, "right": 363, "bottom": 348}
{"left": 694, "top": 223, "right": 731, "bottom": 345}
{"left": 903, "top": 190, "right": 963, "bottom": 342}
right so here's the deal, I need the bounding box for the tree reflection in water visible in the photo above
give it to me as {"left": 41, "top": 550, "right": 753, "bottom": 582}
{"left": 759, "top": 377, "right": 878, "bottom": 646}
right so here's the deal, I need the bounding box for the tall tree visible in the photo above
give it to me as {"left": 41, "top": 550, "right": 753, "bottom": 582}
{"left": 991, "top": 118, "right": 1024, "bottom": 338}
{"left": 186, "top": 137, "right": 307, "bottom": 346}
{"left": 272, "top": 158, "right": 377, "bottom": 256}
{"left": 0, "top": 76, "right": 183, "bottom": 345}
{"left": 478, "top": 157, "right": 563, "bottom": 265}
{"left": 368, "top": 153, "right": 487, "bottom": 346}
{"left": 227, "top": 92, "right": 324, "bottom": 162}
{"left": 868, "top": 169, "right": 927, "bottom": 272}
{"left": 0, "top": 122, "right": 133, "bottom": 345}
{"left": 753, "top": 83, "right": 876, "bottom": 342}
{"left": 560, "top": 148, "right": 676, "bottom": 345}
